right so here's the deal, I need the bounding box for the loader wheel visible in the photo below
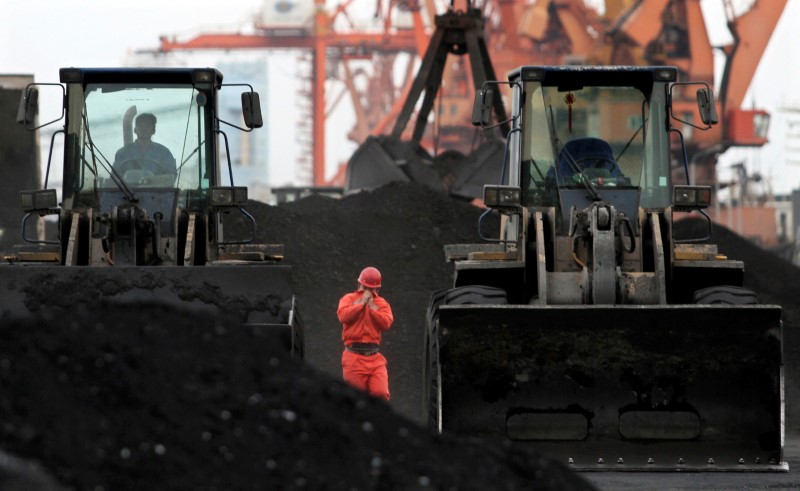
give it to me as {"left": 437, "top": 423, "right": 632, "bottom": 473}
{"left": 692, "top": 285, "right": 759, "bottom": 305}
{"left": 425, "top": 286, "right": 507, "bottom": 327}
{"left": 441, "top": 285, "right": 508, "bottom": 306}
{"left": 422, "top": 286, "right": 506, "bottom": 432}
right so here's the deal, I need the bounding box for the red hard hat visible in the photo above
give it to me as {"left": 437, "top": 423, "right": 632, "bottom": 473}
{"left": 357, "top": 267, "right": 382, "bottom": 289}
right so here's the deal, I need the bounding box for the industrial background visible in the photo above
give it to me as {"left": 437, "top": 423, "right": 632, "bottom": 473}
{"left": 2, "top": 0, "right": 800, "bottom": 489}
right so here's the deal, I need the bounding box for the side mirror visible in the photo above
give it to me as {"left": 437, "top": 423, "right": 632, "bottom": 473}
{"left": 696, "top": 88, "right": 718, "bottom": 126}
{"left": 16, "top": 87, "right": 39, "bottom": 126}
{"left": 241, "top": 92, "right": 263, "bottom": 129}
{"left": 471, "top": 89, "right": 493, "bottom": 127}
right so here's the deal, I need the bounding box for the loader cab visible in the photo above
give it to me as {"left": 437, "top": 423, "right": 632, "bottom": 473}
{"left": 59, "top": 68, "right": 230, "bottom": 212}
{"left": 512, "top": 66, "right": 676, "bottom": 213}
{"left": 433, "top": 66, "right": 785, "bottom": 470}
{"left": 468, "top": 66, "right": 722, "bottom": 298}
{"left": 16, "top": 67, "right": 265, "bottom": 266}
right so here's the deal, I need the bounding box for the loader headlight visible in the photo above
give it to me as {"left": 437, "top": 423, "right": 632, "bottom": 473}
{"left": 210, "top": 186, "right": 248, "bottom": 208}
{"left": 673, "top": 185, "right": 711, "bottom": 211}
{"left": 483, "top": 185, "right": 521, "bottom": 212}
{"left": 20, "top": 189, "right": 58, "bottom": 213}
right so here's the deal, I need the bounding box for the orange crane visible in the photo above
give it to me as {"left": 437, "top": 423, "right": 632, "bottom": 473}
{"left": 157, "top": 0, "right": 787, "bottom": 190}
{"left": 345, "top": 2, "right": 511, "bottom": 198}
{"left": 484, "top": 0, "right": 786, "bottom": 150}
{"left": 415, "top": 0, "right": 788, "bottom": 193}
{"left": 159, "top": 0, "right": 420, "bottom": 186}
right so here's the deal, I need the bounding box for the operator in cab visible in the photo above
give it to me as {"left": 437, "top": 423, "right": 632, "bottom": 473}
{"left": 113, "top": 113, "right": 177, "bottom": 182}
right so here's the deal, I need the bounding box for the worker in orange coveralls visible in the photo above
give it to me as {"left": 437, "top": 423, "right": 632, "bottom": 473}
{"left": 337, "top": 266, "right": 394, "bottom": 400}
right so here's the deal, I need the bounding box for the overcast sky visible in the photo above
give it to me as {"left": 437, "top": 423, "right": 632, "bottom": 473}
{"left": 1, "top": 0, "right": 799, "bottom": 194}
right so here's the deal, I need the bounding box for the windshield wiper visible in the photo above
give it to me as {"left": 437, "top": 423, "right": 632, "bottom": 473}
{"left": 616, "top": 100, "right": 649, "bottom": 162}
{"left": 177, "top": 140, "right": 205, "bottom": 173}
{"left": 546, "top": 105, "right": 600, "bottom": 201}
{"left": 557, "top": 146, "right": 601, "bottom": 200}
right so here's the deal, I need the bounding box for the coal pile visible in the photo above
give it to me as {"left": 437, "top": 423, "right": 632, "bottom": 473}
{"left": 244, "top": 186, "right": 800, "bottom": 434}
{"left": 237, "top": 182, "right": 500, "bottom": 422}
{"left": 2, "top": 181, "right": 799, "bottom": 490}
{"left": 0, "top": 306, "right": 594, "bottom": 491}
{"left": 1, "top": 183, "right": 599, "bottom": 490}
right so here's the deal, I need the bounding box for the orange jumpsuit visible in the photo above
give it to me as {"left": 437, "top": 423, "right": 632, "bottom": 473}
{"left": 337, "top": 290, "right": 394, "bottom": 400}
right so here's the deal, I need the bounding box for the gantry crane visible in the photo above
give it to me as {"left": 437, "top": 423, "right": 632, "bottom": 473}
{"left": 159, "top": 0, "right": 422, "bottom": 186}
{"left": 157, "top": 0, "right": 788, "bottom": 194}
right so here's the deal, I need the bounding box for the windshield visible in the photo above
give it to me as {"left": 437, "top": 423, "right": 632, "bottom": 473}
{"left": 520, "top": 81, "right": 670, "bottom": 208}
{"left": 62, "top": 83, "right": 213, "bottom": 210}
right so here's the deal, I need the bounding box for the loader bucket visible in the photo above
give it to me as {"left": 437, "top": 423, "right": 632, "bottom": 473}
{"left": 426, "top": 304, "right": 785, "bottom": 471}
{"left": 345, "top": 135, "right": 444, "bottom": 194}
{"left": 448, "top": 139, "right": 506, "bottom": 201}
{"left": 0, "top": 264, "right": 303, "bottom": 357}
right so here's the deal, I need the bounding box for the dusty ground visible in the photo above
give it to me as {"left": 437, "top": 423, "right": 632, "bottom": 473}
{"left": 1, "top": 182, "right": 798, "bottom": 490}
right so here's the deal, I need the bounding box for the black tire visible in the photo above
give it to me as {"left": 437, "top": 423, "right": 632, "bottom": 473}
{"left": 422, "top": 285, "right": 507, "bottom": 431}
{"left": 425, "top": 285, "right": 507, "bottom": 334}
{"left": 425, "top": 287, "right": 450, "bottom": 328}
{"left": 693, "top": 285, "right": 759, "bottom": 305}
{"left": 443, "top": 285, "right": 508, "bottom": 305}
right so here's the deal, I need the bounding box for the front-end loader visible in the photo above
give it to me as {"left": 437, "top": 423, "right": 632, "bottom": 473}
{"left": 3, "top": 67, "right": 303, "bottom": 357}
{"left": 424, "top": 66, "right": 785, "bottom": 470}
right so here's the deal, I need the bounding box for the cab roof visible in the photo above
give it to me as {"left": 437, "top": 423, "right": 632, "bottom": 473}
{"left": 58, "top": 67, "right": 224, "bottom": 85}
{"left": 507, "top": 65, "right": 677, "bottom": 92}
